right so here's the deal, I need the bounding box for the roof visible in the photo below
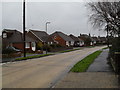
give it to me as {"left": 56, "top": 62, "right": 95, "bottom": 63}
{"left": 69, "top": 34, "right": 83, "bottom": 41}
{"left": 2, "top": 29, "right": 23, "bottom": 43}
{"left": 92, "top": 37, "right": 99, "bottom": 41}
{"left": 29, "top": 29, "right": 50, "bottom": 42}
{"left": 98, "top": 37, "right": 107, "bottom": 41}
{"left": 79, "top": 34, "right": 93, "bottom": 41}
{"left": 25, "top": 34, "right": 38, "bottom": 42}
{"left": 2, "top": 29, "right": 37, "bottom": 43}
{"left": 51, "top": 31, "right": 74, "bottom": 42}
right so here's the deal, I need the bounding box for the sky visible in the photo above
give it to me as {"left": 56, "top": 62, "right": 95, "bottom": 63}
{"left": 1, "top": 1, "right": 107, "bottom": 37}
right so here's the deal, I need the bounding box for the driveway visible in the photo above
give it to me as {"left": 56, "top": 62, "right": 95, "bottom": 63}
{"left": 2, "top": 46, "right": 106, "bottom": 88}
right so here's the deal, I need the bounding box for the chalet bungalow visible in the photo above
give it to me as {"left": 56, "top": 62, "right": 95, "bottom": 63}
{"left": 50, "top": 31, "right": 74, "bottom": 47}
{"left": 2, "top": 29, "right": 37, "bottom": 52}
{"left": 27, "top": 29, "right": 55, "bottom": 47}
{"left": 69, "top": 34, "right": 84, "bottom": 47}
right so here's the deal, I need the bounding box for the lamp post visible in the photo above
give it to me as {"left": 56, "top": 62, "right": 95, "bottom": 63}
{"left": 45, "top": 22, "right": 50, "bottom": 54}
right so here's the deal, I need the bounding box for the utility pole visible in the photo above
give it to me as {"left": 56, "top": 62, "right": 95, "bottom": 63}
{"left": 23, "top": 0, "right": 26, "bottom": 57}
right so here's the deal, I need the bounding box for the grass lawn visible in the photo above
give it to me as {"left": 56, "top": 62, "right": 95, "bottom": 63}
{"left": 15, "top": 54, "right": 54, "bottom": 61}
{"left": 70, "top": 50, "right": 102, "bottom": 72}
{"left": 59, "top": 48, "right": 81, "bottom": 53}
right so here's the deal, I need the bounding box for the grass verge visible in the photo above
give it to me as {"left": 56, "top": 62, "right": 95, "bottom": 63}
{"left": 59, "top": 48, "right": 81, "bottom": 53}
{"left": 15, "top": 54, "right": 54, "bottom": 61}
{"left": 70, "top": 50, "right": 102, "bottom": 72}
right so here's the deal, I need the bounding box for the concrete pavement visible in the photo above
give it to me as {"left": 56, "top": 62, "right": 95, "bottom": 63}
{"left": 55, "top": 49, "right": 119, "bottom": 88}
{"left": 87, "top": 49, "right": 113, "bottom": 72}
{"left": 2, "top": 46, "right": 106, "bottom": 88}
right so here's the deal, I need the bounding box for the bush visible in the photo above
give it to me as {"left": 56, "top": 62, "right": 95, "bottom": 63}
{"left": 50, "top": 44, "right": 56, "bottom": 48}
{"left": 42, "top": 45, "right": 52, "bottom": 52}
{"left": 56, "top": 44, "right": 62, "bottom": 47}
{"left": 109, "top": 37, "right": 120, "bottom": 59}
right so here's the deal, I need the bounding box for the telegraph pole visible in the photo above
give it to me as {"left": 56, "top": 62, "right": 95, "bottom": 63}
{"left": 23, "top": 0, "right": 26, "bottom": 57}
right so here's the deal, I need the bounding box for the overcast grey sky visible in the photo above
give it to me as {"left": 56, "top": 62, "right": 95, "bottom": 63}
{"left": 1, "top": 1, "right": 106, "bottom": 36}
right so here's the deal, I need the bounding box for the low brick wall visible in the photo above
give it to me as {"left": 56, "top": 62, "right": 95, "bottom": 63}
{"left": 2, "top": 52, "right": 22, "bottom": 58}
{"left": 50, "top": 47, "right": 73, "bottom": 52}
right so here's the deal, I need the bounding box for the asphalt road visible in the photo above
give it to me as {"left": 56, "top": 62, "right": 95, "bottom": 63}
{"left": 2, "top": 46, "right": 106, "bottom": 88}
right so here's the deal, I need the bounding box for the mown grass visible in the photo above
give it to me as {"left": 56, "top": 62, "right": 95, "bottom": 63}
{"left": 15, "top": 54, "right": 54, "bottom": 61}
{"left": 70, "top": 50, "right": 102, "bottom": 72}
{"left": 59, "top": 48, "right": 81, "bottom": 53}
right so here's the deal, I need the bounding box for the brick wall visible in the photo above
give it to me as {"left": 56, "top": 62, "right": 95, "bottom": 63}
{"left": 51, "top": 34, "right": 66, "bottom": 47}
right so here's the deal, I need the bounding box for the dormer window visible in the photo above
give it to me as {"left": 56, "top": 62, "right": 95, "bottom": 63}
{"left": 3, "top": 33, "right": 7, "bottom": 38}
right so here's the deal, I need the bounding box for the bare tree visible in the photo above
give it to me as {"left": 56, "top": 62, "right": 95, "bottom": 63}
{"left": 87, "top": 1, "right": 120, "bottom": 37}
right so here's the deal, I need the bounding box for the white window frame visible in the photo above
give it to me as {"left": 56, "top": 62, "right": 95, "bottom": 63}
{"left": 3, "top": 33, "right": 7, "bottom": 38}
{"left": 26, "top": 42, "right": 30, "bottom": 48}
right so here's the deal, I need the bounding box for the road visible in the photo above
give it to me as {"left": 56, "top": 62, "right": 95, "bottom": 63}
{"left": 2, "top": 46, "right": 106, "bottom": 88}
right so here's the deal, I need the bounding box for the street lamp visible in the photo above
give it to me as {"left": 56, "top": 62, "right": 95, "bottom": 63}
{"left": 45, "top": 22, "right": 51, "bottom": 54}
{"left": 46, "top": 22, "right": 51, "bottom": 32}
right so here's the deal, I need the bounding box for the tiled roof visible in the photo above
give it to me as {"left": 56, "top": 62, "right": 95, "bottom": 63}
{"left": 69, "top": 34, "right": 83, "bottom": 41}
{"left": 2, "top": 29, "right": 23, "bottom": 43}
{"left": 2, "top": 29, "right": 37, "bottom": 43}
{"left": 53, "top": 31, "right": 74, "bottom": 42}
{"left": 29, "top": 29, "right": 50, "bottom": 42}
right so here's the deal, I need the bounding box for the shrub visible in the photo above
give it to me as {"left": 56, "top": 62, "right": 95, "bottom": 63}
{"left": 50, "top": 44, "right": 56, "bottom": 48}
{"left": 109, "top": 37, "right": 120, "bottom": 59}
{"left": 56, "top": 44, "right": 62, "bottom": 47}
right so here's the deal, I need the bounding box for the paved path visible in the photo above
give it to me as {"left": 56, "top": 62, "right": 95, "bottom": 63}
{"left": 87, "top": 49, "right": 113, "bottom": 72}
{"left": 2, "top": 46, "right": 105, "bottom": 88}
{"left": 55, "top": 49, "right": 119, "bottom": 88}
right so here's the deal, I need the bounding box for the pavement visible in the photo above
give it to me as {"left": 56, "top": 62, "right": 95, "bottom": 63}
{"left": 2, "top": 46, "right": 105, "bottom": 88}
{"left": 87, "top": 49, "right": 113, "bottom": 72}
{"left": 55, "top": 49, "right": 119, "bottom": 88}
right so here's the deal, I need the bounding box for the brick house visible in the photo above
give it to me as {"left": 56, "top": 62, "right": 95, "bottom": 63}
{"left": 27, "top": 30, "right": 55, "bottom": 48}
{"left": 2, "top": 29, "right": 37, "bottom": 52}
{"left": 69, "top": 34, "right": 84, "bottom": 47}
{"left": 50, "top": 31, "right": 74, "bottom": 47}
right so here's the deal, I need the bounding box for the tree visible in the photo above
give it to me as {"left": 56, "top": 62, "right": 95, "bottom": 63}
{"left": 87, "top": 1, "right": 120, "bottom": 37}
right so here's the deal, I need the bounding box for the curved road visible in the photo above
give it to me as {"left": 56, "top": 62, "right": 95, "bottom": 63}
{"left": 2, "top": 46, "right": 106, "bottom": 88}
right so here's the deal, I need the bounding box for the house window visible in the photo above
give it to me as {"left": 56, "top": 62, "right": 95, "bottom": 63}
{"left": 26, "top": 42, "right": 30, "bottom": 48}
{"left": 31, "top": 42, "right": 35, "bottom": 47}
{"left": 31, "top": 42, "right": 36, "bottom": 51}
{"left": 51, "top": 42, "right": 53, "bottom": 44}
{"left": 48, "top": 42, "right": 50, "bottom": 44}
{"left": 66, "top": 41, "right": 69, "bottom": 46}
{"left": 3, "top": 33, "right": 7, "bottom": 38}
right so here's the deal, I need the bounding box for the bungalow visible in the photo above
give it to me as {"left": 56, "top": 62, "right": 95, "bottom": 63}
{"left": 78, "top": 34, "right": 94, "bottom": 46}
{"left": 91, "top": 37, "right": 99, "bottom": 45}
{"left": 69, "top": 34, "right": 84, "bottom": 47}
{"left": 2, "top": 29, "right": 37, "bottom": 52}
{"left": 50, "top": 31, "right": 74, "bottom": 47}
{"left": 98, "top": 36, "right": 107, "bottom": 44}
{"left": 27, "top": 29, "right": 55, "bottom": 48}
